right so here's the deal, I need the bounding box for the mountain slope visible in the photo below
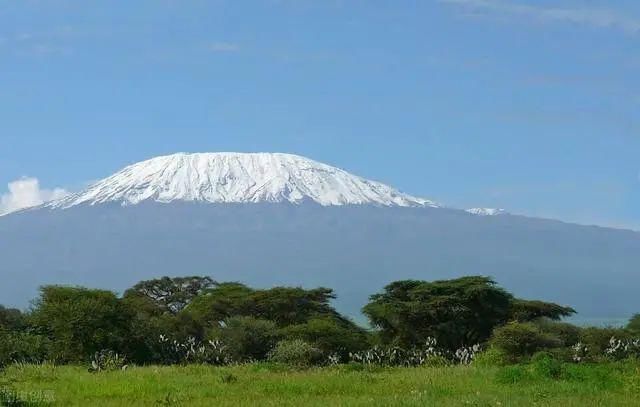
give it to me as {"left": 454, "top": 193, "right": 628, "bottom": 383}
{"left": 1, "top": 202, "right": 639, "bottom": 320}
{"left": 47, "top": 153, "right": 438, "bottom": 209}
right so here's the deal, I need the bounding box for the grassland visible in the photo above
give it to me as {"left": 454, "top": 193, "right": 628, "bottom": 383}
{"left": 1, "top": 362, "right": 639, "bottom": 406}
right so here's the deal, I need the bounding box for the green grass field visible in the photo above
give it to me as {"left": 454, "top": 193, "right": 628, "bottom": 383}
{"left": 1, "top": 362, "right": 639, "bottom": 406}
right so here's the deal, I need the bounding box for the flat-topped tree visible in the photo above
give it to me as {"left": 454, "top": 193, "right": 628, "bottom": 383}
{"left": 508, "top": 299, "right": 576, "bottom": 322}
{"left": 363, "top": 276, "right": 575, "bottom": 350}
{"left": 123, "top": 276, "right": 216, "bottom": 315}
{"left": 186, "top": 284, "right": 346, "bottom": 328}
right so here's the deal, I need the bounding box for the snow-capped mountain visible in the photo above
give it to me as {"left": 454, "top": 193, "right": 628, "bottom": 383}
{"left": 466, "top": 208, "right": 507, "bottom": 216}
{"left": 47, "top": 152, "right": 439, "bottom": 209}
{"left": 3, "top": 151, "right": 640, "bottom": 320}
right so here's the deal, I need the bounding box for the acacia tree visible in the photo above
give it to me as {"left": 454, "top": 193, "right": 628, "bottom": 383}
{"left": 186, "top": 284, "right": 344, "bottom": 327}
{"left": 363, "top": 276, "right": 513, "bottom": 349}
{"left": 120, "top": 276, "right": 216, "bottom": 362}
{"left": 123, "top": 276, "right": 216, "bottom": 315}
{"left": 186, "top": 283, "right": 368, "bottom": 359}
{"left": 508, "top": 299, "right": 575, "bottom": 322}
{"left": 249, "top": 287, "right": 341, "bottom": 326}
{"left": 30, "top": 286, "right": 131, "bottom": 362}
{"left": 363, "top": 276, "right": 576, "bottom": 350}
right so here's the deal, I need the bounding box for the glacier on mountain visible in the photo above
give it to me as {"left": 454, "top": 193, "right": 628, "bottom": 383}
{"left": 466, "top": 208, "right": 507, "bottom": 216}
{"left": 46, "top": 152, "right": 440, "bottom": 209}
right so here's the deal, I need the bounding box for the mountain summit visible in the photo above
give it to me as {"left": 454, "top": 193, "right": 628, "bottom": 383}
{"left": 47, "top": 152, "right": 438, "bottom": 209}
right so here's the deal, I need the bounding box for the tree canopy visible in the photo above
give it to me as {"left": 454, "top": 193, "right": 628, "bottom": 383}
{"left": 123, "top": 276, "right": 216, "bottom": 315}
{"left": 363, "top": 276, "right": 514, "bottom": 348}
{"left": 186, "top": 283, "right": 343, "bottom": 327}
{"left": 30, "top": 286, "right": 131, "bottom": 362}
{"left": 0, "top": 305, "right": 25, "bottom": 331}
{"left": 627, "top": 314, "right": 640, "bottom": 333}
{"left": 363, "top": 276, "right": 575, "bottom": 350}
{"left": 508, "top": 299, "right": 576, "bottom": 322}
{"left": 0, "top": 274, "right": 611, "bottom": 367}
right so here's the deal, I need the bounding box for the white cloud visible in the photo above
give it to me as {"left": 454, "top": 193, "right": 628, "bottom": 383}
{"left": 0, "top": 177, "right": 69, "bottom": 216}
{"left": 207, "top": 42, "right": 240, "bottom": 52}
{"left": 441, "top": 0, "right": 640, "bottom": 35}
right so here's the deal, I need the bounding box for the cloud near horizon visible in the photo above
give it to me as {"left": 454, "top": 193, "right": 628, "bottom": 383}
{"left": 441, "top": 0, "right": 640, "bottom": 35}
{"left": 0, "top": 178, "right": 69, "bottom": 216}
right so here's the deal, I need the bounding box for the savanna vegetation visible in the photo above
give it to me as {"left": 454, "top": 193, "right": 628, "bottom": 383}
{"left": 1, "top": 275, "right": 639, "bottom": 405}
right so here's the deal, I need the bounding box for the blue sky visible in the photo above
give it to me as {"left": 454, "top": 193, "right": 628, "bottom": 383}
{"left": 1, "top": 0, "right": 638, "bottom": 228}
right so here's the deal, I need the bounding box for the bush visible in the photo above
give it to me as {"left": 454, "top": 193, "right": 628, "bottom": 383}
{"left": 120, "top": 302, "right": 205, "bottom": 364}
{"left": 535, "top": 319, "right": 581, "bottom": 347}
{"left": 579, "top": 327, "right": 632, "bottom": 361}
{"left": 268, "top": 339, "right": 323, "bottom": 367}
{"left": 209, "top": 316, "right": 279, "bottom": 361}
{"left": 89, "top": 349, "right": 127, "bottom": 372}
{"left": 530, "top": 352, "right": 564, "bottom": 379}
{"left": 546, "top": 347, "right": 574, "bottom": 363}
{"left": 347, "top": 338, "right": 458, "bottom": 367}
{"left": 627, "top": 314, "right": 640, "bottom": 334}
{"left": 0, "top": 306, "right": 26, "bottom": 331}
{"left": 0, "top": 331, "right": 50, "bottom": 367}
{"left": 474, "top": 347, "right": 508, "bottom": 367}
{"left": 280, "top": 316, "right": 368, "bottom": 360}
{"left": 490, "top": 322, "right": 562, "bottom": 362}
{"left": 156, "top": 336, "right": 232, "bottom": 365}
{"left": 29, "top": 286, "right": 132, "bottom": 363}
{"left": 603, "top": 337, "right": 640, "bottom": 361}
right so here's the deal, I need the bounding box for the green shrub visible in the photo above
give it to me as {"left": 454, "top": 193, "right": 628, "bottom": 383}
{"left": 268, "top": 339, "right": 323, "bottom": 367}
{"left": 29, "top": 286, "right": 132, "bottom": 363}
{"left": 209, "top": 316, "right": 279, "bottom": 361}
{"left": 627, "top": 314, "right": 640, "bottom": 334}
{"left": 155, "top": 336, "right": 232, "bottom": 365}
{"left": 0, "top": 331, "right": 50, "bottom": 367}
{"left": 579, "top": 327, "right": 632, "bottom": 361}
{"left": 89, "top": 349, "right": 127, "bottom": 372}
{"left": 120, "top": 301, "right": 206, "bottom": 364}
{"left": 0, "top": 306, "right": 26, "bottom": 331}
{"left": 545, "top": 347, "right": 574, "bottom": 363}
{"left": 490, "top": 322, "right": 562, "bottom": 362}
{"left": 535, "top": 319, "right": 581, "bottom": 346}
{"left": 279, "top": 316, "right": 368, "bottom": 359}
{"left": 474, "top": 347, "right": 508, "bottom": 367}
{"left": 530, "top": 352, "right": 564, "bottom": 380}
